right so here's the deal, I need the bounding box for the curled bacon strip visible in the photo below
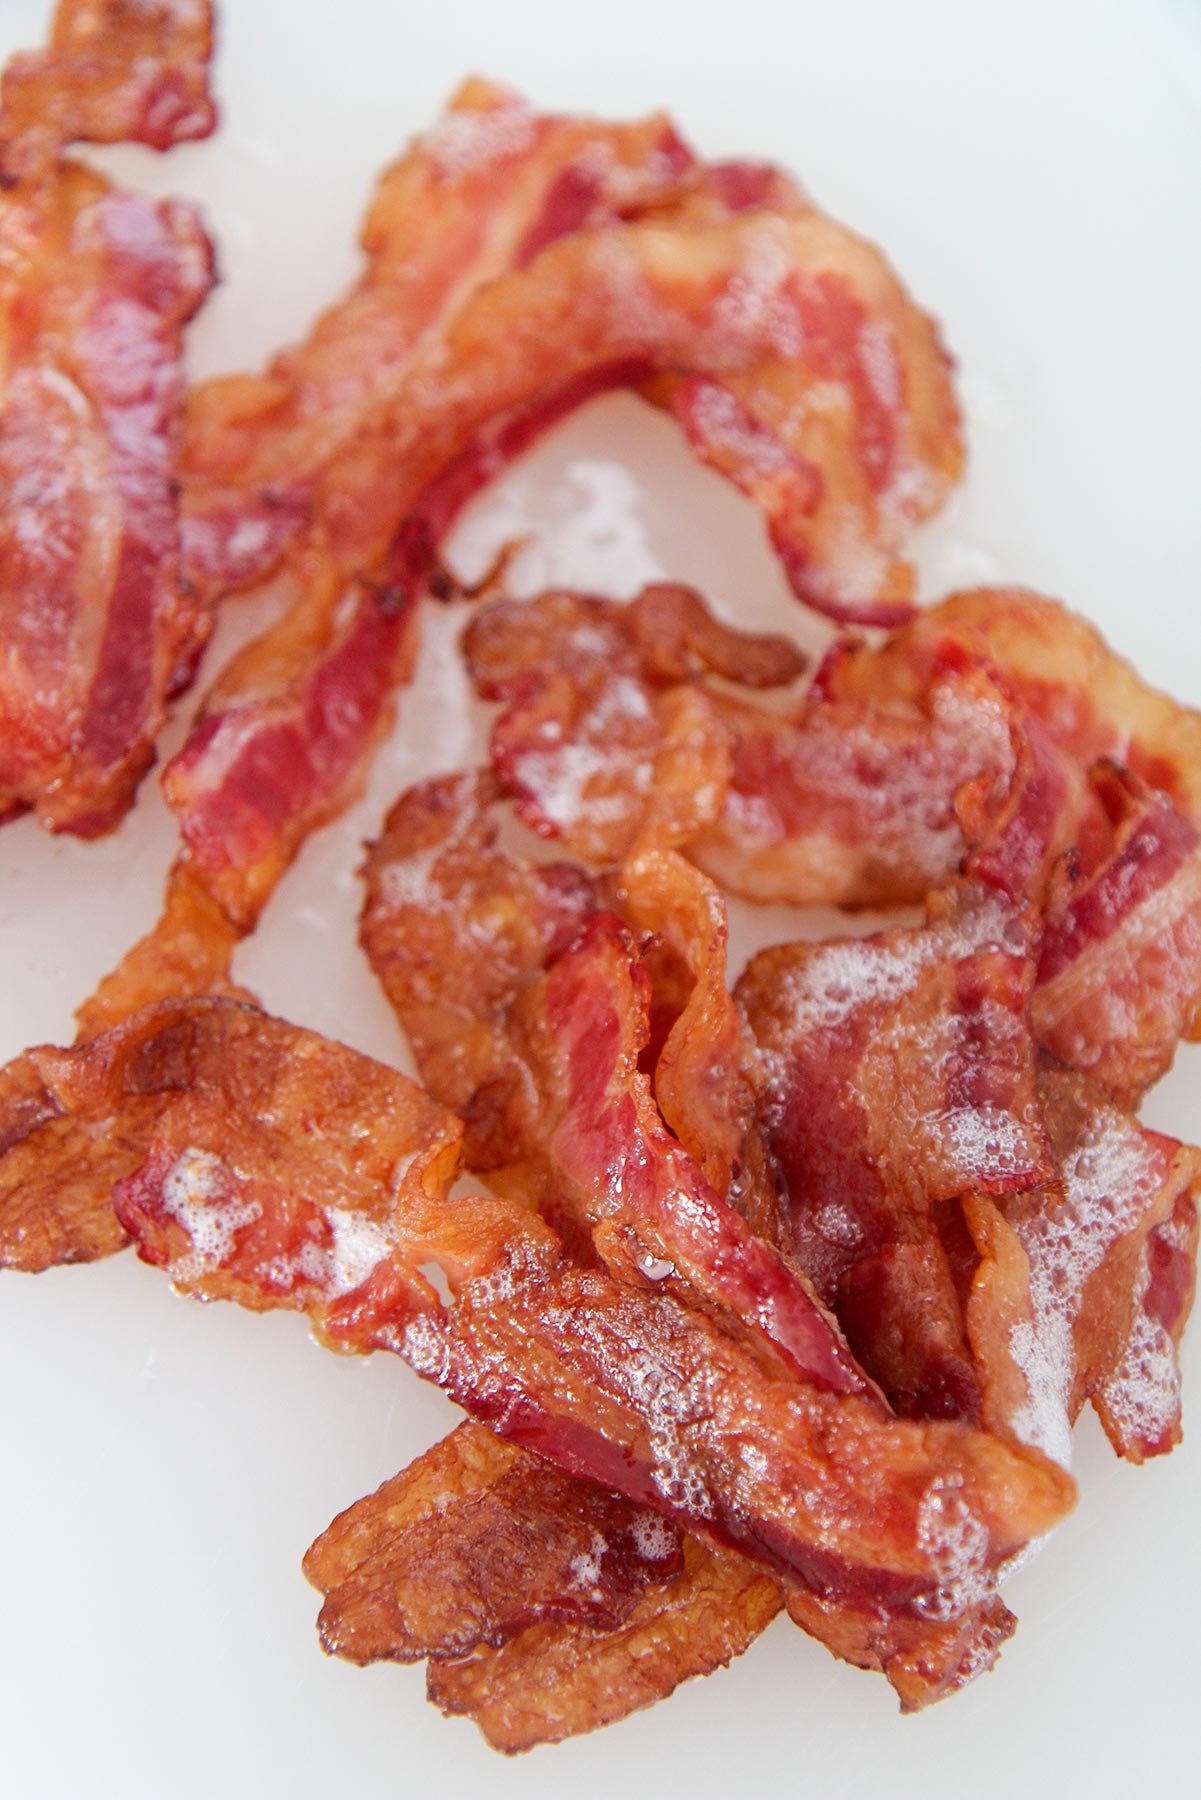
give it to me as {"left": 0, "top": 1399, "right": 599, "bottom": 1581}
{"left": 180, "top": 79, "right": 698, "bottom": 600}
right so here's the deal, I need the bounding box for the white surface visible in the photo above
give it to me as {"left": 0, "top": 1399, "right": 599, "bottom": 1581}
{"left": 2, "top": 2, "right": 1200, "bottom": 1796}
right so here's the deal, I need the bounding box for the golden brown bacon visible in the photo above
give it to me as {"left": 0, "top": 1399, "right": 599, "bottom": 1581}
{"left": 181, "top": 81, "right": 960, "bottom": 623}
{"left": 0, "top": 0, "right": 215, "bottom": 179}
{"left": 425, "top": 1536, "right": 781, "bottom": 1753}
{"left": 304, "top": 1422, "right": 684, "bottom": 1665}
{"left": 7, "top": 992, "right": 1066, "bottom": 1683}
{"left": 0, "top": 2, "right": 215, "bottom": 836}
{"left": 737, "top": 883, "right": 1053, "bottom": 1422}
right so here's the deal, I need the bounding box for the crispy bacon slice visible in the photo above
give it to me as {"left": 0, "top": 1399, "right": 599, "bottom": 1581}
{"left": 181, "top": 78, "right": 960, "bottom": 624}
{"left": 0, "top": 162, "right": 215, "bottom": 834}
{"left": 0, "top": 0, "right": 215, "bottom": 179}
{"left": 303, "top": 204, "right": 959, "bottom": 626}
{"left": 737, "top": 882, "right": 1053, "bottom": 1421}
{"left": 361, "top": 770, "right": 872, "bottom": 1395}
{"left": 304, "top": 1422, "right": 683, "bottom": 1665}
{"left": 694, "top": 622, "right": 1019, "bottom": 908}
{"left": 464, "top": 584, "right": 802, "bottom": 864}
{"left": 427, "top": 1535, "right": 781, "bottom": 1752}
{"left": 12, "top": 993, "right": 1060, "bottom": 1665}
{"left": 995, "top": 1066, "right": 1201, "bottom": 1467}
{"left": 180, "top": 79, "right": 698, "bottom": 600}
{"left": 1031, "top": 766, "right": 1201, "bottom": 1104}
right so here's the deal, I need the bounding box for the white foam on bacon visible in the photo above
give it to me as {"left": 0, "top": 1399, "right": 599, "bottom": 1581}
{"left": 161, "top": 1148, "right": 260, "bottom": 1285}
{"left": 629, "top": 1511, "right": 678, "bottom": 1562}
{"left": 1008, "top": 1093, "right": 1163, "bottom": 1467}
{"left": 421, "top": 98, "right": 538, "bottom": 179}
{"left": 914, "top": 1475, "right": 993, "bottom": 1622}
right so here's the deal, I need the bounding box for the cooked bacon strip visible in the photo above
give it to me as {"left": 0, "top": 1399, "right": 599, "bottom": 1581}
{"left": 305, "top": 1422, "right": 683, "bottom": 1666}
{"left": 427, "top": 1536, "right": 781, "bottom": 1752}
{"left": 304, "top": 204, "right": 959, "bottom": 626}
{"left": 162, "top": 548, "right": 423, "bottom": 926}
{"left": 995, "top": 1066, "right": 1201, "bottom": 1468}
{"left": 464, "top": 584, "right": 802, "bottom": 864}
{"left": 14, "top": 993, "right": 1058, "bottom": 1659}
{"left": 0, "top": 162, "right": 214, "bottom": 834}
{"left": 0, "top": 0, "right": 215, "bottom": 179}
{"left": 361, "top": 771, "right": 872, "bottom": 1395}
{"left": 181, "top": 78, "right": 960, "bottom": 624}
{"left": 113, "top": 1143, "right": 1071, "bottom": 1623}
{"left": 180, "top": 80, "right": 697, "bottom": 599}
{"left": 737, "top": 883, "right": 1053, "bottom": 1421}
{"left": 1032, "top": 766, "right": 1201, "bottom": 1104}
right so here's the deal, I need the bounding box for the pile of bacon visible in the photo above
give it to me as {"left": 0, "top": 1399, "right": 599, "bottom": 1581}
{"left": 2, "top": 0, "right": 1198, "bottom": 1755}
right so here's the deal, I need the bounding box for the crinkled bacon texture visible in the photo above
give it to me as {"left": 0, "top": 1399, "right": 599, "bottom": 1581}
{"left": 180, "top": 76, "right": 961, "bottom": 624}
{"left": 0, "top": 1, "right": 216, "bottom": 836}
{"left": 0, "top": 991, "right": 1074, "bottom": 1733}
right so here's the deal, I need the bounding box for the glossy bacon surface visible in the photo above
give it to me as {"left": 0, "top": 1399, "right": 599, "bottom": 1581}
{"left": 0, "top": 0, "right": 215, "bottom": 179}
{"left": 0, "top": 164, "right": 214, "bottom": 834}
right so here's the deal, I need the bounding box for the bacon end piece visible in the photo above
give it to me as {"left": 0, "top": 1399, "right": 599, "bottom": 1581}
{"left": 0, "top": 0, "right": 216, "bottom": 179}
{"left": 305, "top": 1423, "right": 683, "bottom": 1666}
{"left": 427, "top": 1536, "right": 781, "bottom": 1753}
